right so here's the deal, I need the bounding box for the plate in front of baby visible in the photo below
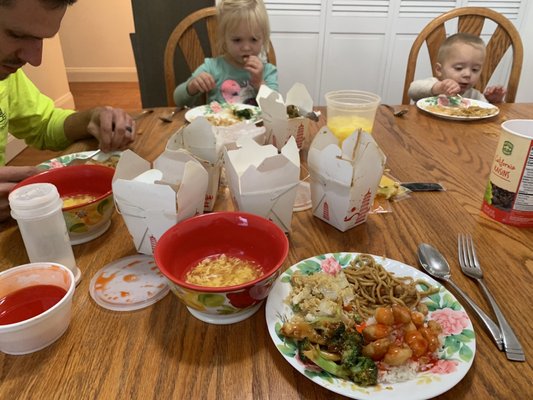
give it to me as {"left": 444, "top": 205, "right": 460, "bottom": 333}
{"left": 416, "top": 96, "right": 499, "bottom": 120}
{"left": 185, "top": 102, "right": 261, "bottom": 126}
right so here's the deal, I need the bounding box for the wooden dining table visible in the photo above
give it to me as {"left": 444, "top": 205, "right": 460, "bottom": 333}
{"left": 1, "top": 103, "right": 532, "bottom": 399}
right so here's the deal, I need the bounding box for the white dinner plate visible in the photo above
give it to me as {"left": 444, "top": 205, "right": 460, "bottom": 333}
{"left": 37, "top": 151, "right": 122, "bottom": 170}
{"left": 416, "top": 96, "right": 499, "bottom": 120}
{"left": 185, "top": 103, "right": 261, "bottom": 125}
{"left": 265, "top": 252, "right": 476, "bottom": 400}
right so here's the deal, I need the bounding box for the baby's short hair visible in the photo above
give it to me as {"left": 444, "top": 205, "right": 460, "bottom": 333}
{"left": 216, "top": 0, "right": 271, "bottom": 55}
{"left": 437, "top": 33, "right": 486, "bottom": 63}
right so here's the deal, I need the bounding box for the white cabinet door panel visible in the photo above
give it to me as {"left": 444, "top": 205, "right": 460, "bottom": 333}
{"left": 320, "top": 34, "right": 387, "bottom": 100}
{"left": 271, "top": 33, "right": 322, "bottom": 100}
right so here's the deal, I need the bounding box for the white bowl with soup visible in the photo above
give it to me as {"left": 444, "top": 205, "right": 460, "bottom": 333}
{"left": 154, "top": 212, "right": 289, "bottom": 324}
{"left": 0, "top": 262, "right": 75, "bottom": 355}
{"left": 13, "top": 164, "right": 115, "bottom": 244}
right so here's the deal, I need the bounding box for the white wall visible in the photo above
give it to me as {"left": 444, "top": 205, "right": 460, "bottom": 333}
{"left": 59, "top": 0, "right": 137, "bottom": 82}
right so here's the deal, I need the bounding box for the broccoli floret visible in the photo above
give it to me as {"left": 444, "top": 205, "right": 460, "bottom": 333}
{"left": 303, "top": 329, "right": 377, "bottom": 386}
{"left": 234, "top": 108, "right": 254, "bottom": 120}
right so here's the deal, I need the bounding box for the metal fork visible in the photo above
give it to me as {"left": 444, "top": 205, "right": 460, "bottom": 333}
{"left": 458, "top": 234, "right": 525, "bottom": 362}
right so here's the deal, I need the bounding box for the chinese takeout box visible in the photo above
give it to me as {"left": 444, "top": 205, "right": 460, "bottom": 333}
{"left": 223, "top": 136, "right": 300, "bottom": 232}
{"left": 308, "top": 127, "right": 386, "bottom": 232}
{"left": 256, "top": 82, "right": 313, "bottom": 151}
{"left": 166, "top": 118, "right": 223, "bottom": 211}
{"left": 112, "top": 149, "right": 208, "bottom": 255}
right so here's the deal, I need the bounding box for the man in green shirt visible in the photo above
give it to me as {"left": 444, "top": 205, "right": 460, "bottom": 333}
{"left": 0, "top": 0, "right": 135, "bottom": 222}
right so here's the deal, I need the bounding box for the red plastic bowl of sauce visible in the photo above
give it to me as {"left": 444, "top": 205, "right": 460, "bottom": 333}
{"left": 0, "top": 262, "right": 75, "bottom": 355}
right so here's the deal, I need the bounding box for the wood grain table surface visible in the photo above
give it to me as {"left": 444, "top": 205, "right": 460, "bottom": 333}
{"left": 1, "top": 104, "right": 532, "bottom": 399}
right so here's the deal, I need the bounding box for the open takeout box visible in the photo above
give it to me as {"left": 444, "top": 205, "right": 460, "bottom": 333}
{"left": 223, "top": 136, "right": 300, "bottom": 232}
{"left": 112, "top": 149, "right": 208, "bottom": 255}
{"left": 256, "top": 82, "right": 313, "bottom": 151}
{"left": 308, "top": 127, "right": 386, "bottom": 232}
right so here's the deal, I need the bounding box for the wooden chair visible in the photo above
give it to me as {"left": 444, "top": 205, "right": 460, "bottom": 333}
{"left": 402, "top": 7, "right": 523, "bottom": 104}
{"left": 164, "top": 6, "right": 277, "bottom": 106}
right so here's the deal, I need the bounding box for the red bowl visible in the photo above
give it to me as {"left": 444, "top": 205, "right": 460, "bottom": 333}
{"left": 154, "top": 211, "right": 289, "bottom": 324}
{"left": 13, "top": 165, "right": 115, "bottom": 244}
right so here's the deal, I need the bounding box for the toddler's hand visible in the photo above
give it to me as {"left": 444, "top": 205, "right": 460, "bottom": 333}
{"left": 187, "top": 72, "right": 216, "bottom": 96}
{"left": 484, "top": 85, "right": 506, "bottom": 104}
{"left": 243, "top": 55, "right": 264, "bottom": 89}
{"left": 432, "top": 79, "right": 461, "bottom": 97}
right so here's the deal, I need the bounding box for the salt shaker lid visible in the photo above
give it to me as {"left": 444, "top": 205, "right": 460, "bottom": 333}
{"left": 9, "top": 183, "right": 62, "bottom": 218}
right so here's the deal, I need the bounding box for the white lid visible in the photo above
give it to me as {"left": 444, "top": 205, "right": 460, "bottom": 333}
{"left": 89, "top": 255, "right": 170, "bottom": 311}
{"left": 9, "top": 183, "right": 62, "bottom": 219}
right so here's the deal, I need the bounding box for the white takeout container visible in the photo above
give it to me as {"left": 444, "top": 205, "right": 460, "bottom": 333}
{"left": 308, "top": 127, "right": 386, "bottom": 231}
{"left": 256, "top": 82, "right": 313, "bottom": 151}
{"left": 223, "top": 136, "right": 300, "bottom": 232}
{"left": 0, "top": 262, "right": 75, "bottom": 355}
{"left": 112, "top": 149, "right": 208, "bottom": 255}
{"left": 166, "top": 118, "right": 224, "bottom": 211}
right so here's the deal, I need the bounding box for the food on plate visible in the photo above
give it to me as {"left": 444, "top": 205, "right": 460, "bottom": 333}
{"left": 343, "top": 254, "right": 439, "bottom": 319}
{"left": 185, "top": 254, "right": 262, "bottom": 287}
{"left": 424, "top": 95, "right": 498, "bottom": 117}
{"left": 86, "top": 154, "right": 121, "bottom": 168}
{"left": 190, "top": 101, "right": 259, "bottom": 126}
{"left": 62, "top": 193, "right": 97, "bottom": 208}
{"left": 279, "top": 254, "right": 444, "bottom": 386}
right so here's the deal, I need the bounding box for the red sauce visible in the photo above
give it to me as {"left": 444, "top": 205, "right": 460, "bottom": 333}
{"left": 0, "top": 284, "right": 67, "bottom": 325}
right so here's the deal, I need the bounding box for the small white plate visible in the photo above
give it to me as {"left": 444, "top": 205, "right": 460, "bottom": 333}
{"left": 38, "top": 151, "right": 122, "bottom": 170}
{"left": 185, "top": 103, "right": 261, "bottom": 125}
{"left": 416, "top": 96, "right": 499, "bottom": 120}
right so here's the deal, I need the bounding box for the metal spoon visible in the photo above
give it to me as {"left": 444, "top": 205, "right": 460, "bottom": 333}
{"left": 382, "top": 104, "right": 408, "bottom": 117}
{"left": 159, "top": 108, "right": 178, "bottom": 123}
{"left": 417, "top": 243, "right": 503, "bottom": 351}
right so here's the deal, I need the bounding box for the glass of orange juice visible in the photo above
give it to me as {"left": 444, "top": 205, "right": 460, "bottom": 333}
{"left": 325, "top": 90, "right": 381, "bottom": 142}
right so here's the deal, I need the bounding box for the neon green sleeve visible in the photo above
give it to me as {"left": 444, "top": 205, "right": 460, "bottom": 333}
{"left": 0, "top": 70, "right": 74, "bottom": 165}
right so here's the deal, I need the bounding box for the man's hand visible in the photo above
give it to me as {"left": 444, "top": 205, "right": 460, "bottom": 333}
{"left": 432, "top": 79, "right": 461, "bottom": 97}
{"left": 86, "top": 107, "right": 135, "bottom": 153}
{"left": 64, "top": 106, "right": 135, "bottom": 153}
{"left": 0, "top": 166, "right": 39, "bottom": 222}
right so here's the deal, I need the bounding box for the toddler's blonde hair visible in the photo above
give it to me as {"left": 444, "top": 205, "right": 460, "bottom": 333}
{"left": 216, "top": 0, "right": 270, "bottom": 55}
{"left": 437, "top": 32, "right": 486, "bottom": 64}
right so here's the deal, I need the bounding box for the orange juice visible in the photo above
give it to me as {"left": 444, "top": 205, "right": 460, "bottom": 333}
{"left": 327, "top": 115, "right": 375, "bottom": 141}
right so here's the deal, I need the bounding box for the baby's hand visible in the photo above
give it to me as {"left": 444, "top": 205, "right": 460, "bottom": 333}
{"left": 432, "top": 79, "right": 461, "bottom": 96}
{"left": 187, "top": 72, "right": 216, "bottom": 96}
{"left": 484, "top": 85, "right": 506, "bottom": 104}
{"left": 243, "top": 55, "right": 264, "bottom": 89}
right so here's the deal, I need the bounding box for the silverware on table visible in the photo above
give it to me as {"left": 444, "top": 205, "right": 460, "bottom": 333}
{"left": 417, "top": 243, "right": 503, "bottom": 351}
{"left": 133, "top": 109, "right": 154, "bottom": 120}
{"left": 64, "top": 149, "right": 102, "bottom": 166}
{"left": 458, "top": 234, "right": 526, "bottom": 362}
{"left": 159, "top": 108, "right": 179, "bottom": 123}
{"left": 382, "top": 104, "right": 408, "bottom": 117}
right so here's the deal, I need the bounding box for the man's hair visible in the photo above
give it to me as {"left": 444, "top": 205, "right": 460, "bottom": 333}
{"left": 437, "top": 33, "right": 486, "bottom": 64}
{"left": 0, "top": 0, "right": 77, "bottom": 7}
{"left": 216, "top": 0, "right": 271, "bottom": 55}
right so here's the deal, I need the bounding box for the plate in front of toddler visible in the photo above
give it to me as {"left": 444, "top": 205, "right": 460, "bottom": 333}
{"left": 416, "top": 96, "right": 499, "bottom": 120}
{"left": 185, "top": 103, "right": 261, "bottom": 126}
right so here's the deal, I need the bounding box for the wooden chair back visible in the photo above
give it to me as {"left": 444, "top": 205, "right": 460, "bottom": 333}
{"left": 164, "top": 6, "right": 277, "bottom": 106}
{"left": 402, "top": 7, "right": 523, "bottom": 104}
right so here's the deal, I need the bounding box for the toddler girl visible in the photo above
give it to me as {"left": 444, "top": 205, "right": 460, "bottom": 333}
{"left": 174, "top": 0, "right": 278, "bottom": 107}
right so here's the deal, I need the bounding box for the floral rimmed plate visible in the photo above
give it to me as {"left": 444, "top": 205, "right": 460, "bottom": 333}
{"left": 185, "top": 103, "right": 261, "bottom": 125}
{"left": 416, "top": 96, "right": 499, "bottom": 120}
{"left": 265, "top": 252, "right": 476, "bottom": 400}
{"left": 37, "top": 151, "right": 122, "bottom": 170}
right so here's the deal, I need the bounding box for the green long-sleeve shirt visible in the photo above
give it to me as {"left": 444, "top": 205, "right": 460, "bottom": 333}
{"left": 0, "top": 69, "right": 74, "bottom": 165}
